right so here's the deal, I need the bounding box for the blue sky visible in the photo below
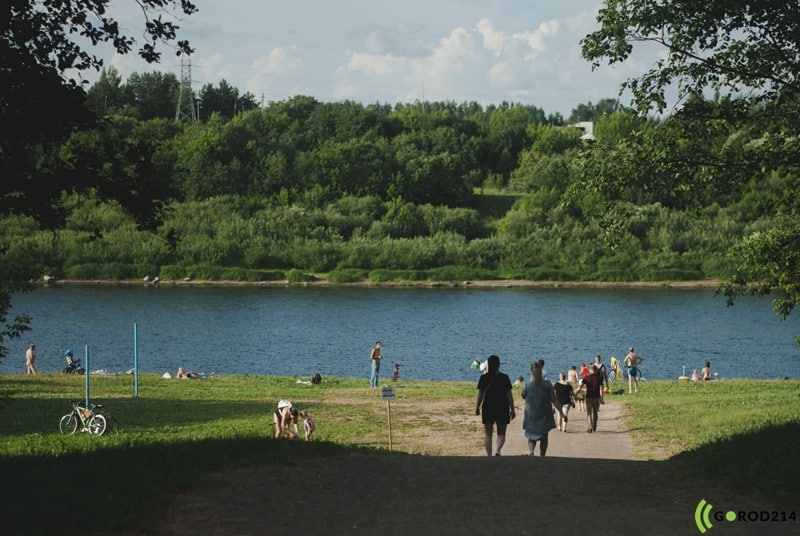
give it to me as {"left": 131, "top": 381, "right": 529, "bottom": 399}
{"left": 96, "top": 0, "right": 663, "bottom": 116}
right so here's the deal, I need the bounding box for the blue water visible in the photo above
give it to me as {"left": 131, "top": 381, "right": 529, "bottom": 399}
{"left": 3, "top": 285, "right": 798, "bottom": 381}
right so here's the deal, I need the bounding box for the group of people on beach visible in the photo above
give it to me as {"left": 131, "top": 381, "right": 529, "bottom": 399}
{"left": 690, "top": 361, "right": 714, "bottom": 381}
{"left": 474, "top": 349, "right": 644, "bottom": 457}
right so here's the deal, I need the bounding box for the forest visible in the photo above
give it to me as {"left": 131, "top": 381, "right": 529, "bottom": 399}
{"left": 1, "top": 1, "right": 798, "bottom": 357}
{"left": 3, "top": 67, "right": 787, "bottom": 285}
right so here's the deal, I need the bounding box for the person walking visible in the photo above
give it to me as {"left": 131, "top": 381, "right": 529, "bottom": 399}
{"left": 593, "top": 355, "right": 608, "bottom": 392}
{"left": 522, "top": 361, "right": 564, "bottom": 456}
{"left": 475, "top": 355, "right": 515, "bottom": 456}
{"left": 624, "top": 347, "right": 644, "bottom": 394}
{"left": 25, "top": 344, "right": 37, "bottom": 374}
{"left": 573, "top": 364, "right": 603, "bottom": 433}
{"left": 369, "top": 341, "right": 382, "bottom": 388}
{"left": 553, "top": 371, "right": 575, "bottom": 432}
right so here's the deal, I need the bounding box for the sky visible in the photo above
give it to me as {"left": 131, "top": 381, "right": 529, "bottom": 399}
{"left": 94, "top": 0, "right": 663, "bottom": 117}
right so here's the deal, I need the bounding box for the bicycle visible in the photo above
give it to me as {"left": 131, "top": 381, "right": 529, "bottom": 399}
{"left": 86, "top": 403, "right": 119, "bottom": 433}
{"left": 59, "top": 402, "right": 112, "bottom": 435}
{"left": 607, "top": 357, "right": 646, "bottom": 382}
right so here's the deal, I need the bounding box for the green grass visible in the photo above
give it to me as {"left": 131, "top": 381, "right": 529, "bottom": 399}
{"left": 613, "top": 378, "right": 800, "bottom": 500}
{"left": 0, "top": 374, "right": 797, "bottom": 534}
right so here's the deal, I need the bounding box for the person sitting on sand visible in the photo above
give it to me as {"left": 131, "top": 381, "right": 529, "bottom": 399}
{"left": 701, "top": 361, "right": 713, "bottom": 381}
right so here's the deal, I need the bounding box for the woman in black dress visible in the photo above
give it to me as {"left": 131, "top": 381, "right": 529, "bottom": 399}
{"left": 475, "top": 355, "right": 516, "bottom": 456}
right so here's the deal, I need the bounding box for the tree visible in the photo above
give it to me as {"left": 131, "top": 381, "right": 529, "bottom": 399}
{"left": 0, "top": 0, "right": 196, "bottom": 360}
{"left": 581, "top": 1, "right": 800, "bottom": 112}
{"left": 86, "top": 67, "right": 126, "bottom": 116}
{"left": 124, "top": 71, "right": 181, "bottom": 120}
{"left": 580, "top": 0, "right": 800, "bottom": 339}
{"left": 1, "top": 0, "right": 196, "bottom": 228}
{"left": 568, "top": 99, "right": 621, "bottom": 123}
{"left": 198, "top": 79, "right": 258, "bottom": 120}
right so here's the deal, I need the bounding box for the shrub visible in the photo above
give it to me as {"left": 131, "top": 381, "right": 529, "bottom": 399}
{"left": 368, "top": 269, "right": 425, "bottom": 282}
{"left": 160, "top": 265, "right": 188, "bottom": 280}
{"left": 64, "top": 263, "right": 139, "bottom": 280}
{"left": 286, "top": 269, "right": 315, "bottom": 282}
{"left": 500, "top": 267, "right": 576, "bottom": 281}
{"left": 592, "top": 269, "right": 637, "bottom": 282}
{"left": 326, "top": 269, "right": 369, "bottom": 283}
{"left": 134, "top": 264, "right": 160, "bottom": 279}
{"left": 425, "top": 266, "right": 498, "bottom": 281}
{"left": 185, "top": 264, "right": 225, "bottom": 281}
{"left": 640, "top": 268, "right": 704, "bottom": 281}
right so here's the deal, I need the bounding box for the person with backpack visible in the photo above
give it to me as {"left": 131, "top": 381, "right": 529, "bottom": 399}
{"left": 594, "top": 355, "right": 608, "bottom": 392}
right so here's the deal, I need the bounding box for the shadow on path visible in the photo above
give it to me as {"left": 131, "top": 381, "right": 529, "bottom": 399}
{"left": 156, "top": 400, "right": 799, "bottom": 535}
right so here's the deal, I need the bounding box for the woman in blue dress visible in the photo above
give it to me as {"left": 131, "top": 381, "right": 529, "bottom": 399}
{"left": 522, "top": 361, "right": 565, "bottom": 456}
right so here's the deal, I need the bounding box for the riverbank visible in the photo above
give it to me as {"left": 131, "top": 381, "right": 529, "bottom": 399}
{"left": 1, "top": 375, "right": 796, "bottom": 535}
{"left": 42, "top": 276, "right": 724, "bottom": 289}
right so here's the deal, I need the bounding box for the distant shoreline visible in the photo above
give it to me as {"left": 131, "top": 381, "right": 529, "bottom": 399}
{"left": 43, "top": 278, "right": 723, "bottom": 289}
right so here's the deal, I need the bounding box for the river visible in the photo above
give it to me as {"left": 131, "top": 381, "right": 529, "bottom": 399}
{"left": 3, "top": 284, "right": 798, "bottom": 381}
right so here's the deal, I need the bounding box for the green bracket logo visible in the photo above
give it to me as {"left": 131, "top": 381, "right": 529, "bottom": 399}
{"left": 695, "top": 499, "right": 714, "bottom": 533}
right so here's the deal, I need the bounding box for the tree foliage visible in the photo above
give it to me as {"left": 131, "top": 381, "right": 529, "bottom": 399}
{"left": 581, "top": 0, "right": 800, "bottom": 337}
{"left": 0, "top": 0, "right": 197, "bottom": 360}
{"left": 1, "top": 0, "right": 197, "bottom": 229}
{"left": 581, "top": 1, "right": 800, "bottom": 112}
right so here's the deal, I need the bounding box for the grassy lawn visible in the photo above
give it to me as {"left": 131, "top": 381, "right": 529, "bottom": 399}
{"left": 0, "top": 373, "right": 797, "bottom": 534}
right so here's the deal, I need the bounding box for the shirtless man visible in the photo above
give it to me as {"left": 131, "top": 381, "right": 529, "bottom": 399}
{"left": 25, "top": 344, "right": 37, "bottom": 374}
{"left": 624, "top": 347, "right": 643, "bottom": 394}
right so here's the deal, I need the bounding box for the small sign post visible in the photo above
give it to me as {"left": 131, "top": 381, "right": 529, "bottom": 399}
{"left": 380, "top": 384, "right": 396, "bottom": 451}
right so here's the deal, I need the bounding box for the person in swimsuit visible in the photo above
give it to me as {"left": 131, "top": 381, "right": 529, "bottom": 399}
{"left": 300, "top": 410, "right": 315, "bottom": 441}
{"left": 624, "top": 347, "right": 644, "bottom": 394}
{"left": 26, "top": 344, "right": 37, "bottom": 374}
{"left": 273, "top": 400, "right": 299, "bottom": 438}
{"left": 701, "top": 361, "right": 713, "bottom": 380}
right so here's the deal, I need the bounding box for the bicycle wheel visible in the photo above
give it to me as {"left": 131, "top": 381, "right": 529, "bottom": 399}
{"left": 87, "top": 414, "right": 107, "bottom": 435}
{"left": 607, "top": 369, "right": 616, "bottom": 382}
{"left": 59, "top": 413, "right": 78, "bottom": 434}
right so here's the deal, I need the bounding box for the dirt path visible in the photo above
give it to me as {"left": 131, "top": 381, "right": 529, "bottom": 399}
{"left": 154, "top": 401, "right": 797, "bottom": 536}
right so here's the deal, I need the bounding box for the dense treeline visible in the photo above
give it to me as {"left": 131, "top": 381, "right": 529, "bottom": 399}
{"left": 3, "top": 0, "right": 796, "bottom": 358}
{"left": 1, "top": 70, "right": 786, "bottom": 284}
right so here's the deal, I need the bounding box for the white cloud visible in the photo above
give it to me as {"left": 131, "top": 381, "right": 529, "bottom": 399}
{"left": 80, "top": 1, "right": 669, "bottom": 115}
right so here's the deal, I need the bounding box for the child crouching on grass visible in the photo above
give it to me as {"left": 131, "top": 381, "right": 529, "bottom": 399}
{"left": 300, "top": 410, "right": 315, "bottom": 441}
